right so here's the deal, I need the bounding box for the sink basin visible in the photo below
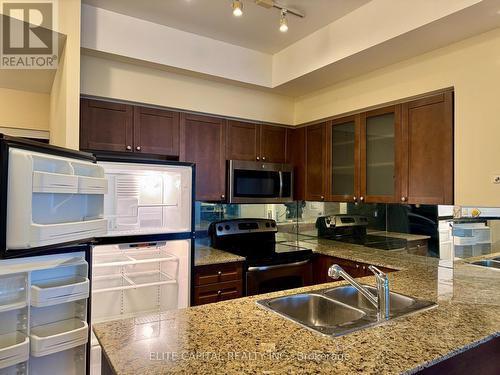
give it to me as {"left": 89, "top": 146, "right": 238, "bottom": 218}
{"left": 323, "top": 285, "right": 415, "bottom": 315}
{"left": 471, "top": 260, "right": 500, "bottom": 269}
{"left": 257, "top": 285, "right": 436, "bottom": 337}
{"left": 259, "top": 294, "right": 368, "bottom": 335}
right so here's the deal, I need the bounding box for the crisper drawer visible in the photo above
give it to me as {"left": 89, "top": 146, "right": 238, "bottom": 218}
{"left": 0, "top": 332, "right": 29, "bottom": 370}
{"left": 30, "top": 318, "right": 88, "bottom": 357}
{"left": 31, "top": 276, "right": 89, "bottom": 307}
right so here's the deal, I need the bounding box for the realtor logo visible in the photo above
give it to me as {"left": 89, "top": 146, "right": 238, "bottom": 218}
{"left": 1, "top": 0, "right": 58, "bottom": 69}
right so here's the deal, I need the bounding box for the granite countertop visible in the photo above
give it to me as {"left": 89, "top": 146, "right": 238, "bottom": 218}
{"left": 94, "top": 240, "right": 500, "bottom": 375}
{"left": 194, "top": 245, "right": 245, "bottom": 267}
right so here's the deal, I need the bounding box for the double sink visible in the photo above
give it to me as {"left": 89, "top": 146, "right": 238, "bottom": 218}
{"left": 257, "top": 285, "right": 436, "bottom": 337}
{"left": 470, "top": 257, "right": 500, "bottom": 269}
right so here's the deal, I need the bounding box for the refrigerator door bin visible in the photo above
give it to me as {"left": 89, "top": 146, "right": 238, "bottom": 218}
{"left": 30, "top": 318, "right": 88, "bottom": 357}
{"left": 0, "top": 274, "right": 27, "bottom": 313}
{"left": 0, "top": 332, "right": 29, "bottom": 370}
{"left": 31, "top": 277, "right": 89, "bottom": 308}
{"left": 78, "top": 176, "right": 108, "bottom": 195}
{"left": 0, "top": 362, "right": 27, "bottom": 375}
{"left": 32, "top": 172, "right": 78, "bottom": 194}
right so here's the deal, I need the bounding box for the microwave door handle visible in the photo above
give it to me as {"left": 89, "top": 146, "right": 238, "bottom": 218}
{"left": 279, "top": 171, "right": 283, "bottom": 198}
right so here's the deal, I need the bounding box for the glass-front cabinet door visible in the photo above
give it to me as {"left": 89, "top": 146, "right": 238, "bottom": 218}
{"left": 360, "top": 105, "right": 402, "bottom": 203}
{"left": 329, "top": 116, "right": 360, "bottom": 202}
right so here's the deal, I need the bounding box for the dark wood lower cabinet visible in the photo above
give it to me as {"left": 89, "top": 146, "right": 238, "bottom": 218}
{"left": 313, "top": 254, "right": 395, "bottom": 284}
{"left": 193, "top": 262, "right": 243, "bottom": 306}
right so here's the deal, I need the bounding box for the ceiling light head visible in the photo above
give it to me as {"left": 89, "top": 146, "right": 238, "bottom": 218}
{"left": 232, "top": 0, "right": 243, "bottom": 17}
{"left": 279, "top": 9, "right": 288, "bottom": 32}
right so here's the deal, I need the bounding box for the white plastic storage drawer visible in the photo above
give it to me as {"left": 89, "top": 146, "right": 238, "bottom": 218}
{"left": 30, "top": 318, "right": 88, "bottom": 357}
{"left": 31, "top": 276, "right": 89, "bottom": 307}
{"left": 0, "top": 332, "right": 29, "bottom": 370}
{"left": 78, "top": 176, "right": 108, "bottom": 194}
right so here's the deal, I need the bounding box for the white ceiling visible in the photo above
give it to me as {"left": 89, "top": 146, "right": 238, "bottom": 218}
{"left": 82, "top": 0, "right": 371, "bottom": 54}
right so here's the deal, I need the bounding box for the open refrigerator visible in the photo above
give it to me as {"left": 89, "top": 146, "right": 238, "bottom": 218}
{"left": 0, "top": 136, "right": 194, "bottom": 375}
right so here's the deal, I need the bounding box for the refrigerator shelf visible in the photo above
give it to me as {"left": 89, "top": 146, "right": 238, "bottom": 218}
{"left": 31, "top": 276, "right": 90, "bottom": 308}
{"left": 93, "top": 271, "right": 176, "bottom": 293}
{"left": 0, "top": 301, "right": 27, "bottom": 314}
{"left": 0, "top": 274, "right": 27, "bottom": 313}
{"left": 93, "top": 251, "right": 178, "bottom": 268}
{"left": 30, "top": 318, "right": 88, "bottom": 357}
{"left": 0, "top": 332, "right": 29, "bottom": 370}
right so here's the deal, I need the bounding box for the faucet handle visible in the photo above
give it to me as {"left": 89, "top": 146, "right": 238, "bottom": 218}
{"left": 368, "top": 265, "right": 387, "bottom": 279}
{"left": 328, "top": 264, "right": 343, "bottom": 279}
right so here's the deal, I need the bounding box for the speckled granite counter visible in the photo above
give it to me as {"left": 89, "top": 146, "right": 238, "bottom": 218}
{"left": 94, "top": 241, "right": 500, "bottom": 375}
{"left": 194, "top": 245, "right": 244, "bottom": 266}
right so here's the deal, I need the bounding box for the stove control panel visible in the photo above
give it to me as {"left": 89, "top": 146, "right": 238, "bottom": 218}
{"left": 210, "top": 219, "right": 277, "bottom": 237}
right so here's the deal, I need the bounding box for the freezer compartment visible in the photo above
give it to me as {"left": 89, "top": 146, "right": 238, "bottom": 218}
{"left": 31, "top": 262, "right": 89, "bottom": 307}
{"left": 30, "top": 318, "right": 88, "bottom": 357}
{"left": 0, "top": 332, "right": 29, "bottom": 370}
{"left": 100, "top": 161, "right": 192, "bottom": 237}
{"left": 0, "top": 274, "right": 27, "bottom": 313}
{"left": 6, "top": 148, "right": 108, "bottom": 251}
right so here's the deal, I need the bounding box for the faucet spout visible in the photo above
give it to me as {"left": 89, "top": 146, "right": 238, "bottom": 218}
{"left": 328, "top": 264, "right": 391, "bottom": 320}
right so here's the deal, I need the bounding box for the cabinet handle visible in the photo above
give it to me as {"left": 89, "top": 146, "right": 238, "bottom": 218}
{"left": 217, "top": 290, "right": 222, "bottom": 296}
{"left": 320, "top": 196, "right": 324, "bottom": 201}
{"left": 256, "top": 156, "right": 260, "bottom": 161}
{"left": 353, "top": 196, "right": 357, "bottom": 202}
{"left": 356, "top": 264, "right": 359, "bottom": 269}
{"left": 401, "top": 196, "right": 407, "bottom": 202}
{"left": 359, "top": 196, "right": 364, "bottom": 202}
{"left": 136, "top": 146, "right": 141, "bottom": 151}
{"left": 217, "top": 271, "right": 222, "bottom": 276}
{"left": 126, "top": 145, "right": 132, "bottom": 151}
{"left": 221, "top": 194, "right": 225, "bottom": 200}
{"left": 262, "top": 156, "right": 266, "bottom": 161}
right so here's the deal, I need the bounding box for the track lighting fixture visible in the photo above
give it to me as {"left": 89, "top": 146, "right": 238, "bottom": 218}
{"left": 232, "top": 0, "right": 243, "bottom": 17}
{"left": 279, "top": 9, "right": 288, "bottom": 32}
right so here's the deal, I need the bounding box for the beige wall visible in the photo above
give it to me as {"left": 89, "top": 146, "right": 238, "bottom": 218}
{"left": 295, "top": 27, "right": 500, "bottom": 207}
{"left": 80, "top": 54, "right": 295, "bottom": 125}
{"left": 49, "top": 0, "right": 81, "bottom": 149}
{"left": 0, "top": 88, "right": 49, "bottom": 131}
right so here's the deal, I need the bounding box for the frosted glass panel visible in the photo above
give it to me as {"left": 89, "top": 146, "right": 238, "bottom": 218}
{"left": 331, "top": 122, "right": 355, "bottom": 196}
{"left": 366, "top": 113, "right": 395, "bottom": 196}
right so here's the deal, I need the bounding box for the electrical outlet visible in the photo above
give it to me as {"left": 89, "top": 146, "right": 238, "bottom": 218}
{"left": 492, "top": 175, "right": 500, "bottom": 184}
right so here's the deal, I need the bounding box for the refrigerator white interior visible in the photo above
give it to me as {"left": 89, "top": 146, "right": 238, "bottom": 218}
{"left": 99, "top": 161, "right": 192, "bottom": 236}
{"left": 30, "top": 345, "right": 86, "bottom": 375}
{"left": 6, "top": 148, "right": 107, "bottom": 250}
{"left": 91, "top": 239, "right": 191, "bottom": 323}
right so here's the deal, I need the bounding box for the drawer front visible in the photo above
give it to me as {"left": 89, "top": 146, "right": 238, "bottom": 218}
{"left": 194, "top": 262, "right": 243, "bottom": 286}
{"left": 193, "top": 280, "right": 242, "bottom": 306}
{"left": 407, "top": 240, "right": 428, "bottom": 256}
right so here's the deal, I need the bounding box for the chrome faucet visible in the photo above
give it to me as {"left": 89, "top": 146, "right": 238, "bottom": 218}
{"left": 328, "top": 264, "right": 391, "bottom": 320}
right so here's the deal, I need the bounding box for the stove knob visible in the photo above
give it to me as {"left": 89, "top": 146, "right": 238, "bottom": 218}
{"left": 224, "top": 225, "right": 230, "bottom": 231}
{"left": 217, "top": 225, "right": 223, "bottom": 232}
{"left": 271, "top": 222, "right": 276, "bottom": 228}
{"left": 265, "top": 222, "right": 270, "bottom": 228}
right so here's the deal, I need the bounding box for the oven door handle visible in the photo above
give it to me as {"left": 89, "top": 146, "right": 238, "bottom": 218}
{"left": 247, "top": 260, "right": 310, "bottom": 272}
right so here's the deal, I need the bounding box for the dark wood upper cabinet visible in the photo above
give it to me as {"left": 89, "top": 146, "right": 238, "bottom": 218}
{"left": 80, "top": 98, "right": 133, "bottom": 153}
{"left": 226, "top": 122, "right": 287, "bottom": 163}
{"left": 180, "top": 113, "right": 226, "bottom": 202}
{"left": 401, "top": 92, "right": 453, "bottom": 204}
{"left": 359, "top": 105, "right": 403, "bottom": 204}
{"left": 305, "top": 122, "right": 328, "bottom": 201}
{"left": 133, "top": 107, "right": 179, "bottom": 157}
{"left": 328, "top": 115, "right": 361, "bottom": 203}
{"left": 287, "top": 127, "right": 306, "bottom": 201}
{"left": 260, "top": 125, "right": 287, "bottom": 163}
{"left": 226, "top": 120, "right": 259, "bottom": 161}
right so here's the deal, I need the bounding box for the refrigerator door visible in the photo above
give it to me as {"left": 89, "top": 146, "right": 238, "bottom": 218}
{"left": 0, "top": 136, "right": 108, "bottom": 258}
{"left": 97, "top": 160, "right": 192, "bottom": 238}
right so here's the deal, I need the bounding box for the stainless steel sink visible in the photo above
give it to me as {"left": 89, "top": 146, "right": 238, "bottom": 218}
{"left": 257, "top": 285, "right": 436, "bottom": 336}
{"left": 260, "top": 293, "right": 370, "bottom": 335}
{"left": 471, "top": 260, "right": 500, "bottom": 269}
{"left": 323, "top": 285, "right": 415, "bottom": 315}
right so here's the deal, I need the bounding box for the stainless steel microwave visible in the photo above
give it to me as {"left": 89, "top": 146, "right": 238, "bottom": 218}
{"left": 227, "top": 160, "right": 294, "bottom": 203}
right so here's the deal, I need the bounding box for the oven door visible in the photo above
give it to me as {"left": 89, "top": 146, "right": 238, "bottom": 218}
{"left": 245, "top": 260, "right": 312, "bottom": 296}
{"left": 228, "top": 160, "right": 293, "bottom": 203}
